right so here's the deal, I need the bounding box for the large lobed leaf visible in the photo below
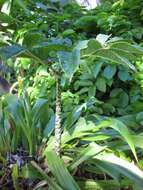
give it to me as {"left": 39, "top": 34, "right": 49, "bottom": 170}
{"left": 58, "top": 48, "right": 80, "bottom": 81}
{"left": 81, "top": 35, "right": 143, "bottom": 71}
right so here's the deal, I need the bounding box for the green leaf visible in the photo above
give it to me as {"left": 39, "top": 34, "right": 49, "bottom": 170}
{"left": 15, "top": 0, "right": 29, "bottom": 13}
{"left": 62, "top": 117, "right": 97, "bottom": 146}
{"left": 95, "top": 153, "right": 143, "bottom": 188}
{"left": 90, "top": 115, "right": 137, "bottom": 161}
{"left": 32, "top": 98, "right": 48, "bottom": 114}
{"left": 63, "top": 29, "right": 75, "bottom": 36}
{"left": 31, "top": 161, "right": 62, "bottom": 190}
{"left": 44, "top": 114, "right": 55, "bottom": 137}
{"left": 103, "top": 65, "right": 117, "bottom": 79}
{"left": 0, "top": 45, "right": 26, "bottom": 60}
{"left": 78, "top": 179, "right": 120, "bottom": 190}
{"left": 96, "top": 77, "right": 106, "bottom": 92}
{"left": 0, "top": 12, "right": 14, "bottom": 23}
{"left": 74, "top": 80, "right": 93, "bottom": 89}
{"left": 32, "top": 38, "right": 71, "bottom": 60}
{"left": 92, "top": 159, "right": 121, "bottom": 180}
{"left": 88, "top": 86, "right": 96, "bottom": 97}
{"left": 32, "top": 98, "right": 48, "bottom": 126}
{"left": 46, "top": 151, "right": 80, "bottom": 190}
{"left": 109, "top": 89, "right": 129, "bottom": 108}
{"left": 118, "top": 91, "right": 129, "bottom": 108}
{"left": 110, "top": 88, "right": 123, "bottom": 98}
{"left": 82, "top": 39, "right": 102, "bottom": 55}
{"left": 132, "top": 134, "right": 143, "bottom": 149}
{"left": 58, "top": 48, "right": 80, "bottom": 80}
{"left": 118, "top": 114, "right": 138, "bottom": 129}
{"left": 95, "top": 49, "right": 136, "bottom": 71}
{"left": 109, "top": 118, "right": 137, "bottom": 161}
{"left": 92, "top": 61, "right": 103, "bottom": 79}
{"left": 69, "top": 143, "right": 105, "bottom": 170}
{"left": 23, "top": 32, "right": 47, "bottom": 49}
{"left": 81, "top": 134, "right": 110, "bottom": 142}
{"left": 12, "top": 164, "right": 20, "bottom": 190}
{"left": 118, "top": 70, "right": 131, "bottom": 81}
{"left": 63, "top": 103, "right": 86, "bottom": 130}
{"left": 74, "top": 16, "right": 97, "bottom": 31}
{"left": 76, "top": 40, "right": 88, "bottom": 51}
{"left": 136, "top": 112, "right": 143, "bottom": 123}
{"left": 110, "top": 41, "right": 143, "bottom": 55}
{"left": 96, "top": 34, "right": 111, "bottom": 45}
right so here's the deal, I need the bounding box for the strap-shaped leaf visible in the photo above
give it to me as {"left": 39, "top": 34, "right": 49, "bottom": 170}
{"left": 109, "top": 118, "right": 137, "bottom": 161}
{"left": 95, "top": 153, "right": 143, "bottom": 188}
{"left": 31, "top": 161, "right": 62, "bottom": 190}
{"left": 46, "top": 151, "right": 80, "bottom": 190}
{"left": 69, "top": 142, "right": 105, "bottom": 170}
{"left": 88, "top": 115, "right": 138, "bottom": 161}
{"left": 78, "top": 179, "right": 120, "bottom": 190}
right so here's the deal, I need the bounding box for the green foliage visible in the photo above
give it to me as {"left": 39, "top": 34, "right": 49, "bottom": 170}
{"left": 0, "top": 0, "right": 143, "bottom": 189}
{"left": 58, "top": 47, "right": 80, "bottom": 80}
{"left": 0, "top": 93, "right": 51, "bottom": 155}
{"left": 46, "top": 151, "right": 80, "bottom": 190}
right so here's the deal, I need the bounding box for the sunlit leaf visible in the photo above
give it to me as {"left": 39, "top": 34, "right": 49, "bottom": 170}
{"left": 95, "top": 153, "right": 143, "bottom": 187}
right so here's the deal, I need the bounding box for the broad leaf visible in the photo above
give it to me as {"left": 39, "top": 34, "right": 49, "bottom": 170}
{"left": 118, "top": 70, "right": 131, "bottom": 81}
{"left": 103, "top": 65, "right": 116, "bottom": 79}
{"left": 0, "top": 45, "right": 26, "bottom": 60}
{"left": 91, "top": 60, "right": 103, "bottom": 79}
{"left": 110, "top": 41, "right": 143, "bottom": 55}
{"left": 96, "top": 34, "right": 111, "bottom": 45}
{"left": 58, "top": 48, "right": 80, "bottom": 80}
{"left": 96, "top": 77, "right": 106, "bottom": 92}
{"left": 95, "top": 49, "right": 136, "bottom": 71}
{"left": 82, "top": 39, "right": 102, "bottom": 55}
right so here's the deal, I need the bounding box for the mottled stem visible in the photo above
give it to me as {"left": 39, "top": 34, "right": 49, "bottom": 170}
{"left": 54, "top": 75, "right": 62, "bottom": 156}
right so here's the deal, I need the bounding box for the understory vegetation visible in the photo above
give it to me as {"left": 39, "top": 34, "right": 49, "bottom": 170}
{"left": 0, "top": 0, "right": 143, "bottom": 189}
